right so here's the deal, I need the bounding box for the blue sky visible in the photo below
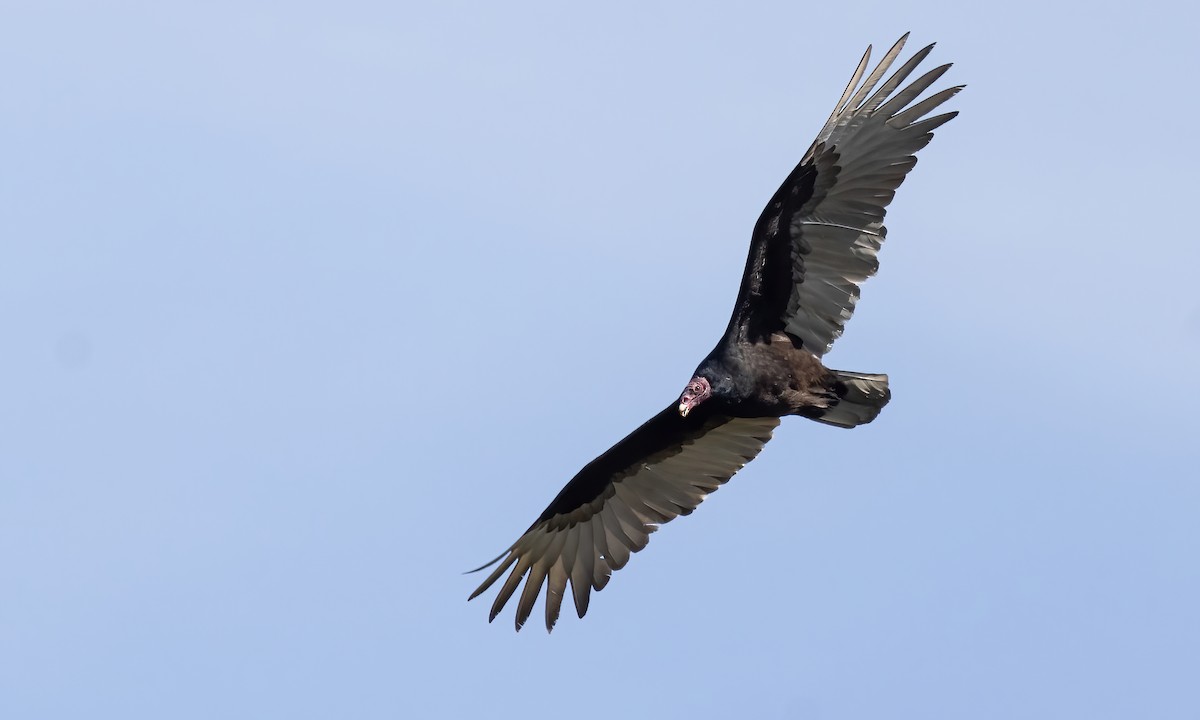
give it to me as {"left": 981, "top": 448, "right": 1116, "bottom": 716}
{"left": 3, "top": 2, "right": 1199, "bottom": 718}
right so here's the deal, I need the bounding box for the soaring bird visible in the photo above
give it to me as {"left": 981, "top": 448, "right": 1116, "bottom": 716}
{"left": 469, "top": 34, "right": 962, "bottom": 631}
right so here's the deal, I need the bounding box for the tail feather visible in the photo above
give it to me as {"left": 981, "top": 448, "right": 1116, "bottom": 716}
{"left": 817, "top": 370, "right": 891, "bottom": 428}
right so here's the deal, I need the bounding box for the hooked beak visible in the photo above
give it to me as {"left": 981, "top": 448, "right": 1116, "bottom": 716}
{"left": 679, "top": 401, "right": 691, "bottom": 417}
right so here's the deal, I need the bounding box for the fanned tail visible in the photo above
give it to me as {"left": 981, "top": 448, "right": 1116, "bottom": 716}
{"left": 817, "top": 371, "right": 891, "bottom": 428}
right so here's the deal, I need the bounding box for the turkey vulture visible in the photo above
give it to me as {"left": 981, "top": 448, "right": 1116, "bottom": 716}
{"left": 469, "top": 34, "right": 962, "bottom": 631}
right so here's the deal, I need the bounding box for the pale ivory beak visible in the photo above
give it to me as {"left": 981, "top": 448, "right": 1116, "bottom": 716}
{"left": 679, "top": 402, "right": 691, "bottom": 417}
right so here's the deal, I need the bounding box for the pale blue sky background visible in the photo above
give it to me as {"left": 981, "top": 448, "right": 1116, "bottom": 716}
{"left": 3, "top": 2, "right": 1199, "bottom": 718}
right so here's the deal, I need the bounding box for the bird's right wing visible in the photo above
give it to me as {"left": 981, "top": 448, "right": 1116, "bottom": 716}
{"left": 469, "top": 406, "right": 779, "bottom": 632}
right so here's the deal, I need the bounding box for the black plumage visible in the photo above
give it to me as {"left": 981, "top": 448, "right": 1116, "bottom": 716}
{"left": 469, "top": 34, "right": 962, "bottom": 631}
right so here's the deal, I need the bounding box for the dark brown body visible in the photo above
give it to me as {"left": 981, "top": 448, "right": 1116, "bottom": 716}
{"left": 695, "top": 332, "right": 889, "bottom": 429}
{"left": 741, "top": 332, "right": 840, "bottom": 417}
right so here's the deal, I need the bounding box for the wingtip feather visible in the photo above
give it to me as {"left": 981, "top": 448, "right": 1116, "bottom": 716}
{"left": 464, "top": 549, "right": 510, "bottom": 575}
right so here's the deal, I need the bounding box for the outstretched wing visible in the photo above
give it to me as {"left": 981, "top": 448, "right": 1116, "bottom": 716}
{"left": 469, "top": 407, "right": 779, "bottom": 632}
{"left": 727, "top": 34, "right": 962, "bottom": 353}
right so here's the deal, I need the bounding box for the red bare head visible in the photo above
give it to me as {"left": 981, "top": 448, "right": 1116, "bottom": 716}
{"left": 678, "top": 376, "right": 712, "bottom": 417}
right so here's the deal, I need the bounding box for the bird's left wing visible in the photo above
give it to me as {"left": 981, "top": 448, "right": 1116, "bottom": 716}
{"left": 469, "top": 407, "right": 779, "bottom": 631}
{"left": 727, "top": 34, "right": 962, "bottom": 353}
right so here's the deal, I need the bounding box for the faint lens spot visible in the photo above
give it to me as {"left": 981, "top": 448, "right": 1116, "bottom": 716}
{"left": 55, "top": 332, "right": 92, "bottom": 370}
